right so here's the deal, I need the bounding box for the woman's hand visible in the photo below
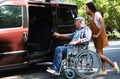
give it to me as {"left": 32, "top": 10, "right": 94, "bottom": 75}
{"left": 93, "top": 35, "right": 99, "bottom": 38}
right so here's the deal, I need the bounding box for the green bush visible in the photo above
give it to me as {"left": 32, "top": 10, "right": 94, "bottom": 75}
{"left": 107, "top": 31, "right": 120, "bottom": 40}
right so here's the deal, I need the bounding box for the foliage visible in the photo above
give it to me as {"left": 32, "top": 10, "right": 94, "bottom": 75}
{"left": 95, "top": 0, "right": 120, "bottom": 33}
{"left": 107, "top": 31, "right": 120, "bottom": 40}
{"left": 63, "top": 0, "right": 120, "bottom": 39}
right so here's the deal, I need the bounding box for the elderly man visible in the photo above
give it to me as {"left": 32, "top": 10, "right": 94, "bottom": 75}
{"left": 47, "top": 17, "right": 92, "bottom": 74}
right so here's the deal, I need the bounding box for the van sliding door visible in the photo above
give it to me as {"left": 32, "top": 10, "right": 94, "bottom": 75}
{"left": 55, "top": 7, "right": 77, "bottom": 45}
{"left": 27, "top": 5, "right": 53, "bottom": 60}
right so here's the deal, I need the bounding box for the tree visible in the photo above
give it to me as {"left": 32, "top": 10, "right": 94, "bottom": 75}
{"left": 62, "top": 0, "right": 120, "bottom": 34}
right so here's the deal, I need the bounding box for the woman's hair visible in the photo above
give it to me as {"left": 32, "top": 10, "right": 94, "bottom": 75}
{"left": 86, "top": 2, "right": 98, "bottom": 13}
{"left": 99, "top": 11, "right": 104, "bottom": 17}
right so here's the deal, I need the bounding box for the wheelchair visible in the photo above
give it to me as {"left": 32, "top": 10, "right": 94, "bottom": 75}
{"left": 56, "top": 43, "right": 101, "bottom": 79}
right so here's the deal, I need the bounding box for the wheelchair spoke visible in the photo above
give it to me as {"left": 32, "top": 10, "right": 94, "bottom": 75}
{"left": 75, "top": 50, "right": 101, "bottom": 78}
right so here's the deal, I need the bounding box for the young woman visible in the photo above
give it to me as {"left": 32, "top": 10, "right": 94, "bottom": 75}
{"left": 85, "top": 2, "right": 119, "bottom": 74}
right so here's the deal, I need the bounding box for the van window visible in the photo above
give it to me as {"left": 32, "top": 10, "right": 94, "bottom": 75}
{"left": 57, "top": 8, "right": 74, "bottom": 25}
{"left": 0, "top": 5, "right": 22, "bottom": 28}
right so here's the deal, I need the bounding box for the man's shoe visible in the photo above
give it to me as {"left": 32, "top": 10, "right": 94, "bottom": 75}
{"left": 99, "top": 70, "right": 107, "bottom": 75}
{"left": 46, "top": 67, "right": 56, "bottom": 74}
{"left": 114, "top": 62, "right": 119, "bottom": 74}
{"left": 46, "top": 67, "right": 60, "bottom": 76}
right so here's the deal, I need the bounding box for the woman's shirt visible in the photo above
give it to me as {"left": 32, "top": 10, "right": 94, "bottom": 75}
{"left": 93, "top": 12, "right": 102, "bottom": 29}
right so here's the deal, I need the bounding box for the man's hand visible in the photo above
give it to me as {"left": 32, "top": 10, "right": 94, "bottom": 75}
{"left": 54, "top": 32, "right": 60, "bottom": 38}
{"left": 68, "top": 39, "right": 81, "bottom": 46}
{"left": 68, "top": 41, "right": 77, "bottom": 46}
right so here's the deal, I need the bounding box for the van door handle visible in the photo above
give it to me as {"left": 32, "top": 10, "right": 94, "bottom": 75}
{"left": 23, "top": 32, "right": 27, "bottom": 42}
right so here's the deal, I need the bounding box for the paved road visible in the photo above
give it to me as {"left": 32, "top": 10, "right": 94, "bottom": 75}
{"left": 0, "top": 41, "right": 120, "bottom": 79}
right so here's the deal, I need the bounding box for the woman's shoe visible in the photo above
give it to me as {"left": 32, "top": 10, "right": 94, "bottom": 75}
{"left": 99, "top": 70, "right": 107, "bottom": 75}
{"left": 114, "top": 62, "right": 119, "bottom": 74}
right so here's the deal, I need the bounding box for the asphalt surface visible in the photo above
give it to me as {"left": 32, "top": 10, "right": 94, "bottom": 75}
{"left": 0, "top": 41, "right": 120, "bottom": 79}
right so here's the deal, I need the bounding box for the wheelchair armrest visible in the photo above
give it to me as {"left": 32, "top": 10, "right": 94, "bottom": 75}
{"left": 64, "top": 44, "right": 69, "bottom": 46}
{"left": 76, "top": 42, "right": 89, "bottom": 50}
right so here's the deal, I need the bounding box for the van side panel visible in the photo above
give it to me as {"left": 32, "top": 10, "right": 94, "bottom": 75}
{"left": 0, "top": 28, "right": 28, "bottom": 66}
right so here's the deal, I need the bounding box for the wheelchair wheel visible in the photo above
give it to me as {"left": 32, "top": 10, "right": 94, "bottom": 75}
{"left": 77, "top": 52, "right": 93, "bottom": 71}
{"left": 65, "top": 68, "right": 75, "bottom": 79}
{"left": 74, "top": 50, "right": 101, "bottom": 78}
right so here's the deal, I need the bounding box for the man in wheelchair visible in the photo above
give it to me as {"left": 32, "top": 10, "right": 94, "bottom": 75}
{"left": 47, "top": 17, "right": 92, "bottom": 75}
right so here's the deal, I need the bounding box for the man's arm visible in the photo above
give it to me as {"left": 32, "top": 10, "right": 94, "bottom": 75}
{"left": 68, "top": 39, "right": 80, "bottom": 45}
{"left": 54, "top": 32, "right": 69, "bottom": 39}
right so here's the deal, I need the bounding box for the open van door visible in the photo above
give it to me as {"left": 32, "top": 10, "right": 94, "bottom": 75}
{"left": 27, "top": 3, "right": 53, "bottom": 60}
